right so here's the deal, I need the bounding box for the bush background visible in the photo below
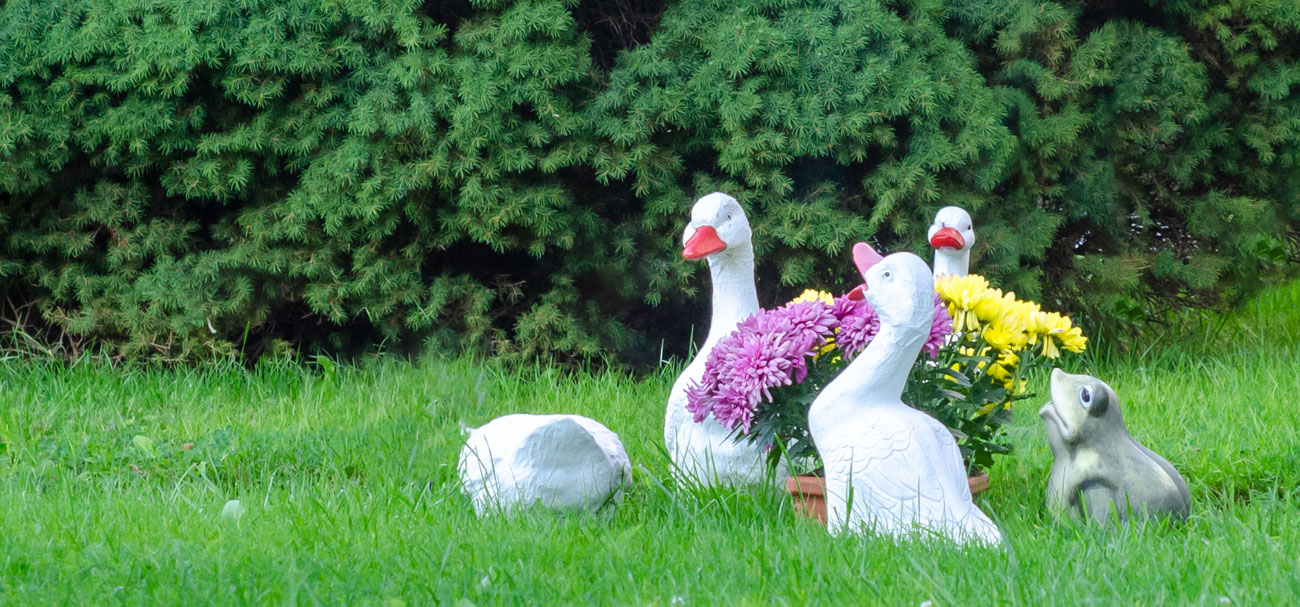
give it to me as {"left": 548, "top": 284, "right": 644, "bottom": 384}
{"left": 2, "top": 0, "right": 1297, "bottom": 364}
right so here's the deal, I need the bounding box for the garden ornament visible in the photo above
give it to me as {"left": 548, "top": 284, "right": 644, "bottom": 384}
{"left": 665, "top": 192, "right": 786, "bottom": 487}
{"left": 1040, "top": 369, "right": 1191, "bottom": 523}
{"left": 809, "top": 243, "right": 1002, "bottom": 544}
{"left": 928, "top": 206, "right": 975, "bottom": 278}
{"left": 459, "top": 414, "right": 631, "bottom": 516}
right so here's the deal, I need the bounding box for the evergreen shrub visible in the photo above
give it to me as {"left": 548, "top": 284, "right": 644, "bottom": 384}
{"left": 1, "top": 0, "right": 1296, "bottom": 363}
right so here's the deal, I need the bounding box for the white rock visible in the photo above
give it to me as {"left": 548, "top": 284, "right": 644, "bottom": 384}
{"left": 458, "top": 414, "right": 631, "bottom": 515}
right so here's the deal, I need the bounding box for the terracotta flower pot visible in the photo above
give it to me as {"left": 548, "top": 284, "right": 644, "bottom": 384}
{"left": 785, "top": 473, "right": 991, "bottom": 524}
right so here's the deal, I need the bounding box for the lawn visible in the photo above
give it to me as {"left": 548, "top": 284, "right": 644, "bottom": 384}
{"left": 2, "top": 283, "right": 1299, "bottom": 606}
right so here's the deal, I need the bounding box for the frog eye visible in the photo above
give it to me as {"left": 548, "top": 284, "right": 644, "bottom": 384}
{"left": 1078, "top": 386, "right": 1093, "bottom": 409}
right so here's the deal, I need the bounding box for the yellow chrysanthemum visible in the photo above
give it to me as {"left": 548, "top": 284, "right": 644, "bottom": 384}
{"left": 1032, "top": 311, "right": 1087, "bottom": 357}
{"left": 1002, "top": 296, "right": 1041, "bottom": 335}
{"left": 936, "top": 274, "right": 991, "bottom": 333}
{"left": 936, "top": 273, "right": 1087, "bottom": 418}
{"left": 996, "top": 349, "right": 1020, "bottom": 368}
{"left": 791, "top": 289, "right": 835, "bottom": 305}
{"left": 815, "top": 337, "right": 839, "bottom": 361}
{"left": 986, "top": 350, "right": 1022, "bottom": 390}
{"left": 987, "top": 362, "right": 1011, "bottom": 384}
{"left": 1058, "top": 327, "right": 1087, "bottom": 353}
{"left": 981, "top": 318, "right": 1028, "bottom": 352}
{"left": 971, "top": 287, "right": 1008, "bottom": 326}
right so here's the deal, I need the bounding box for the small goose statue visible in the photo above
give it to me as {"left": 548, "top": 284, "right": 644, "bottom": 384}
{"left": 808, "top": 243, "right": 1002, "bottom": 544}
{"left": 928, "top": 206, "right": 975, "bottom": 278}
{"left": 665, "top": 192, "right": 786, "bottom": 486}
{"left": 459, "top": 414, "right": 631, "bottom": 516}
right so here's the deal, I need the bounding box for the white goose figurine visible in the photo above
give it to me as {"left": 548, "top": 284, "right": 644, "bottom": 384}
{"left": 664, "top": 192, "right": 785, "bottom": 486}
{"left": 459, "top": 414, "right": 631, "bottom": 516}
{"left": 808, "top": 243, "right": 1002, "bottom": 544}
{"left": 928, "top": 206, "right": 975, "bottom": 278}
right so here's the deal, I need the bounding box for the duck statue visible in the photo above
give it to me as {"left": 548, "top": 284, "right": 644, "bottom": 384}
{"left": 928, "top": 206, "right": 975, "bottom": 278}
{"left": 665, "top": 192, "right": 786, "bottom": 486}
{"left": 459, "top": 414, "right": 631, "bottom": 516}
{"left": 808, "top": 243, "right": 1002, "bottom": 544}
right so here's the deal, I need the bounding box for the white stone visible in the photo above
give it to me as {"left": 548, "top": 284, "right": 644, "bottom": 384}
{"left": 221, "top": 499, "right": 245, "bottom": 521}
{"left": 928, "top": 206, "right": 975, "bottom": 278}
{"left": 809, "top": 244, "right": 1002, "bottom": 544}
{"left": 664, "top": 192, "right": 787, "bottom": 487}
{"left": 459, "top": 414, "right": 631, "bottom": 515}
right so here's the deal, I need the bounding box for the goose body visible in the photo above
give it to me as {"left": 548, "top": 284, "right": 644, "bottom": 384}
{"left": 665, "top": 192, "right": 785, "bottom": 486}
{"left": 459, "top": 414, "right": 631, "bottom": 515}
{"left": 809, "top": 244, "right": 1002, "bottom": 544}
{"left": 928, "top": 206, "right": 975, "bottom": 278}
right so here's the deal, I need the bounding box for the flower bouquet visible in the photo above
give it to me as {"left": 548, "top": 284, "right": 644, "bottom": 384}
{"left": 686, "top": 275, "right": 1086, "bottom": 475}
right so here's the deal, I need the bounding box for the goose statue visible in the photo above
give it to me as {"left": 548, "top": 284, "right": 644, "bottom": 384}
{"left": 459, "top": 414, "right": 631, "bottom": 516}
{"left": 928, "top": 206, "right": 975, "bottom": 278}
{"left": 664, "top": 192, "right": 786, "bottom": 486}
{"left": 808, "top": 243, "right": 1002, "bottom": 544}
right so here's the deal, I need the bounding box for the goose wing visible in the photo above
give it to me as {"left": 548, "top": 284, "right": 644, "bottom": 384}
{"left": 823, "top": 408, "right": 972, "bottom": 529}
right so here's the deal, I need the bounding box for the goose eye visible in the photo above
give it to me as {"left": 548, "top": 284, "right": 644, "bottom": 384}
{"left": 964, "top": 224, "right": 971, "bottom": 231}
{"left": 882, "top": 271, "right": 891, "bottom": 279}
{"left": 1078, "top": 386, "right": 1093, "bottom": 408}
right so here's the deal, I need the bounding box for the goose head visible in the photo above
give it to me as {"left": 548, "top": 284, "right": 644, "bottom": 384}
{"left": 848, "top": 243, "right": 935, "bottom": 330}
{"left": 928, "top": 206, "right": 975, "bottom": 254}
{"left": 682, "top": 192, "right": 751, "bottom": 261}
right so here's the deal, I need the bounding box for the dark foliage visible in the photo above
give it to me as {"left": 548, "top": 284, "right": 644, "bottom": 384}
{"left": 1, "top": 0, "right": 1296, "bottom": 363}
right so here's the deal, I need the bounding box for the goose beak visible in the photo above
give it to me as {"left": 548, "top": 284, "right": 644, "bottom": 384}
{"left": 683, "top": 225, "right": 727, "bottom": 259}
{"left": 847, "top": 242, "right": 881, "bottom": 301}
{"left": 852, "top": 242, "right": 883, "bottom": 276}
{"left": 929, "top": 227, "right": 965, "bottom": 250}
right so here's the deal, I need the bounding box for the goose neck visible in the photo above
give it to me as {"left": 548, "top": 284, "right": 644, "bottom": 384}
{"left": 701, "top": 246, "right": 759, "bottom": 351}
{"left": 933, "top": 249, "right": 970, "bottom": 278}
{"left": 837, "top": 324, "right": 927, "bottom": 404}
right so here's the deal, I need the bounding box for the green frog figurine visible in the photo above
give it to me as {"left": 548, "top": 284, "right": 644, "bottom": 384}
{"left": 1040, "top": 369, "right": 1191, "bottom": 523}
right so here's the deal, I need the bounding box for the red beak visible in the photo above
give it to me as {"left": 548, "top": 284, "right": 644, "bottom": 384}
{"left": 848, "top": 284, "right": 867, "bottom": 301}
{"left": 930, "top": 227, "right": 965, "bottom": 250}
{"left": 682, "top": 225, "right": 727, "bottom": 260}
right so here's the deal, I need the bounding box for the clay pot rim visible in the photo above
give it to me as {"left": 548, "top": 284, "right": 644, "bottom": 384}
{"left": 785, "top": 472, "right": 991, "bottom": 497}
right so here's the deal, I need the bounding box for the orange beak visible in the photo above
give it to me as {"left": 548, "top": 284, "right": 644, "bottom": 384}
{"left": 683, "top": 225, "right": 727, "bottom": 260}
{"left": 930, "top": 227, "right": 965, "bottom": 250}
{"left": 848, "top": 284, "right": 867, "bottom": 301}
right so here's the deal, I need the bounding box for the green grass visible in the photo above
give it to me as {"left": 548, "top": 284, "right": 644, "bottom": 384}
{"left": 3, "top": 283, "right": 1300, "bottom": 606}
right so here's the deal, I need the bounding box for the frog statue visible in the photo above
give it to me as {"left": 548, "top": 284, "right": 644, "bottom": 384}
{"left": 1039, "top": 369, "right": 1191, "bottom": 523}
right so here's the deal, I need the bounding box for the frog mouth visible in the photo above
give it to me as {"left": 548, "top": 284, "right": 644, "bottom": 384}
{"left": 1039, "top": 399, "right": 1074, "bottom": 439}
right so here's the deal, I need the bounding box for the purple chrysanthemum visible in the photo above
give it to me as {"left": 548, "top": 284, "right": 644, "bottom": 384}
{"left": 776, "top": 301, "right": 838, "bottom": 347}
{"left": 830, "top": 295, "right": 880, "bottom": 360}
{"left": 686, "top": 300, "right": 839, "bottom": 433}
{"left": 684, "top": 366, "right": 719, "bottom": 423}
{"left": 925, "top": 293, "right": 954, "bottom": 359}
{"left": 687, "top": 287, "right": 959, "bottom": 436}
